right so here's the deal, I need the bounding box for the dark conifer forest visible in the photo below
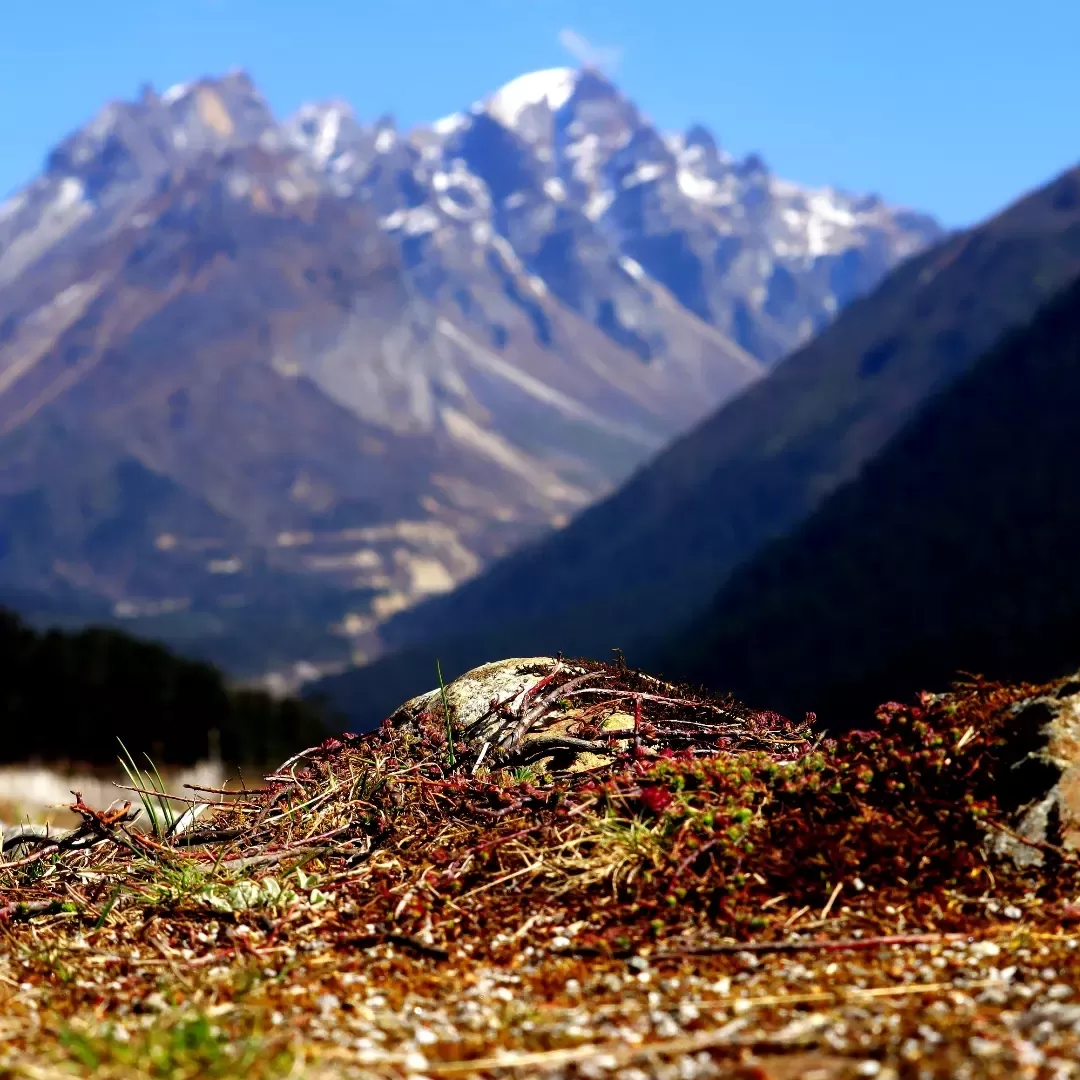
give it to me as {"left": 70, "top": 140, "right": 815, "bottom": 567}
{"left": 0, "top": 607, "right": 332, "bottom": 766}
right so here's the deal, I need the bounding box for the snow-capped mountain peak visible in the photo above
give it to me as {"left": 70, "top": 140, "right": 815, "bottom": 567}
{"left": 480, "top": 68, "right": 578, "bottom": 129}
{"left": 1, "top": 67, "right": 940, "bottom": 365}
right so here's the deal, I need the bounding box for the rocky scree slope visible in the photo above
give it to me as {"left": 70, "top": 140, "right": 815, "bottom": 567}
{"left": 0, "top": 69, "right": 937, "bottom": 675}
{"left": 318, "top": 165, "right": 1080, "bottom": 728}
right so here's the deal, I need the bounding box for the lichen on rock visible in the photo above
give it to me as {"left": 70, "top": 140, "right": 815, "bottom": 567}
{"left": 388, "top": 655, "right": 810, "bottom": 776}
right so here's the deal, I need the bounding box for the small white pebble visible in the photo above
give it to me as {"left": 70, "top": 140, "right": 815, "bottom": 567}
{"left": 403, "top": 1050, "right": 428, "bottom": 1073}
{"left": 579, "top": 1057, "right": 616, "bottom": 1078}
{"left": 900, "top": 1038, "right": 920, "bottom": 1061}
{"left": 1014, "top": 1039, "right": 1045, "bottom": 1067}
{"left": 678, "top": 1002, "right": 700, "bottom": 1024}
{"left": 856, "top": 1062, "right": 882, "bottom": 1077}
{"left": 1003, "top": 905, "right": 1023, "bottom": 920}
{"left": 414, "top": 1028, "right": 437, "bottom": 1046}
{"left": 551, "top": 935, "right": 572, "bottom": 950}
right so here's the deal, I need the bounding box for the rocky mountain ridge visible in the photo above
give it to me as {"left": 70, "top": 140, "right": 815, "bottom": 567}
{"left": 0, "top": 68, "right": 939, "bottom": 677}
{"left": 284, "top": 65, "right": 941, "bottom": 363}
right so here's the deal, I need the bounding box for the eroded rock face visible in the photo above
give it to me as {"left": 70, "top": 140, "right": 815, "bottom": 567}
{"left": 988, "top": 682, "right": 1080, "bottom": 869}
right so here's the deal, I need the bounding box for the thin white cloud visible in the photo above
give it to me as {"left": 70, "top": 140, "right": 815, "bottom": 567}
{"left": 557, "top": 28, "right": 622, "bottom": 74}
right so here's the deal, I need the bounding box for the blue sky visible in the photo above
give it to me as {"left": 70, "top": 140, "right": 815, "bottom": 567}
{"left": 0, "top": 0, "right": 1077, "bottom": 226}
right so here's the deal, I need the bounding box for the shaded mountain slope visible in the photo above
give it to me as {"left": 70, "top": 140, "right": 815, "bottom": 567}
{"left": 651, "top": 268, "right": 1080, "bottom": 721}
{"left": 315, "top": 165, "right": 1080, "bottom": 727}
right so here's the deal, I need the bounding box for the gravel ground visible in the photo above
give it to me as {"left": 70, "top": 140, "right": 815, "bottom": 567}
{"left": 4, "top": 914, "right": 1080, "bottom": 1078}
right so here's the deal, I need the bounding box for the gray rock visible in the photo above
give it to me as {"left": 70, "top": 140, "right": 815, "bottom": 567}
{"left": 987, "top": 682, "right": 1080, "bottom": 868}
{"left": 386, "top": 655, "right": 807, "bottom": 774}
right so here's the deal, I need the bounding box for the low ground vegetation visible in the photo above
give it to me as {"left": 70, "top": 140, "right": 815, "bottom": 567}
{"left": 2, "top": 659, "right": 1079, "bottom": 1078}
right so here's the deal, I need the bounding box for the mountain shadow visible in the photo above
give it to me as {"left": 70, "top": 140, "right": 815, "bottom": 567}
{"left": 652, "top": 271, "right": 1080, "bottom": 723}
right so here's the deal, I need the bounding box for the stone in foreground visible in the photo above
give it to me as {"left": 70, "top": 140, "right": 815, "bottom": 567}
{"left": 388, "top": 655, "right": 810, "bottom": 774}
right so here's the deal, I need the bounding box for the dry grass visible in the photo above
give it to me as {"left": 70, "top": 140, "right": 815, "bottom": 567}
{"left": 2, "top": 661, "right": 1080, "bottom": 1079}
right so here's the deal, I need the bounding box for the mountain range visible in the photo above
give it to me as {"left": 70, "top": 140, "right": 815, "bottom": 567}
{"left": 316, "top": 163, "right": 1080, "bottom": 727}
{"left": 0, "top": 68, "right": 938, "bottom": 677}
